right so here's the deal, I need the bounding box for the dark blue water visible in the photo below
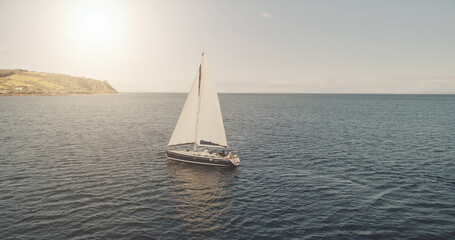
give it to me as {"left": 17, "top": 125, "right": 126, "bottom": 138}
{"left": 1, "top": 93, "right": 454, "bottom": 239}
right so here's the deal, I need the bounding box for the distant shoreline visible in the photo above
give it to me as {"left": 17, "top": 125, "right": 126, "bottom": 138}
{"left": 0, "top": 92, "right": 118, "bottom": 97}
{"left": 0, "top": 69, "right": 117, "bottom": 96}
{"left": 115, "top": 92, "right": 455, "bottom": 95}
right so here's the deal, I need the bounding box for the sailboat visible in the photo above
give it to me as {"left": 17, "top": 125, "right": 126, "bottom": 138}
{"left": 165, "top": 53, "right": 240, "bottom": 168}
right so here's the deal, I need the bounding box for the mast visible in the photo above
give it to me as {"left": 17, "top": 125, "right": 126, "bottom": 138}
{"left": 193, "top": 52, "right": 204, "bottom": 152}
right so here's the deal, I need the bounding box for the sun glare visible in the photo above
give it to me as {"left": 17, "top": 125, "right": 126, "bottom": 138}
{"left": 81, "top": 10, "right": 110, "bottom": 42}
{"left": 66, "top": 1, "right": 126, "bottom": 52}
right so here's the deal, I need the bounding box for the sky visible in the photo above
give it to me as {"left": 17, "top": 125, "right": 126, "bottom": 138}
{"left": 0, "top": 0, "right": 454, "bottom": 93}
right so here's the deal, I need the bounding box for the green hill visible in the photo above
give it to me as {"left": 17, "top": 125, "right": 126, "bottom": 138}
{"left": 0, "top": 69, "right": 117, "bottom": 96}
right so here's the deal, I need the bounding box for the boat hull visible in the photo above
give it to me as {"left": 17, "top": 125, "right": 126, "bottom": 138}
{"left": 166, "top": 150, "right": 238, "bottom": 168}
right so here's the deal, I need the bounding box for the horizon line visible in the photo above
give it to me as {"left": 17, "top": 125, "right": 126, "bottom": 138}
{"left": 116, "top": 91, "right": 455, "bottom": 95}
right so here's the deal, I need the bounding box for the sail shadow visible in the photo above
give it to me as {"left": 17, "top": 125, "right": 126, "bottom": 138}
{"left": 167, "top": 161, "right": 237, "bottom": 237}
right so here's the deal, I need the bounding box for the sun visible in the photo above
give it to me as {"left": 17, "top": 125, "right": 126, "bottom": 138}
{"left": 66, "top": 1, "right": 126, "bottom": 52}
{"left": 80, "top": 10, "right": 110, "bottom": 43}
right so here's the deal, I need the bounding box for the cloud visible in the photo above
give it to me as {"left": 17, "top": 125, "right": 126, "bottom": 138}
{"left": 261, "top": 11, "right": 271, "bottom": 18}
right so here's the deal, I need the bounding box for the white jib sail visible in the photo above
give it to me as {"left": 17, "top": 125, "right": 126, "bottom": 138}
{"left": 167, "top": 53, "right": 227, "bottom": 148}
{"left": 167, "top": 69, "right": 200, "bottom": 147}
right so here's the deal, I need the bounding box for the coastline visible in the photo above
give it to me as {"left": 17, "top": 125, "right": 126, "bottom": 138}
{"left": 0, "top": 92, "right": 118, "bottom": 97}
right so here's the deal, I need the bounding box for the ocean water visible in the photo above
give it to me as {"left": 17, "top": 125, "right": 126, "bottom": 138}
{"left": 0, "top": 93, "right": 454, "bottom": 239}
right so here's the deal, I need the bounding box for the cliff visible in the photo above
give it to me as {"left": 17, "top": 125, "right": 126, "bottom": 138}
{"left": 0, "top": 69, "right": 117, "bottom": 96}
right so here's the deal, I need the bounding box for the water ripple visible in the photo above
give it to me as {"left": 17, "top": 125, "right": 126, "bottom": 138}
{"left": 1, "top": 93, "right": 454, "bottom": 239}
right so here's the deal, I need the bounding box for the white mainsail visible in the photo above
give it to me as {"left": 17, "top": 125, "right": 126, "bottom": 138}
{"left": 168, "top": 53, "right": 228, "bottom": 149}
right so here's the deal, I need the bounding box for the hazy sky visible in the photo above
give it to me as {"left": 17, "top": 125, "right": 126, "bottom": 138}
{"left": 1, "top": 0, "right": 454, "bottom": 93}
